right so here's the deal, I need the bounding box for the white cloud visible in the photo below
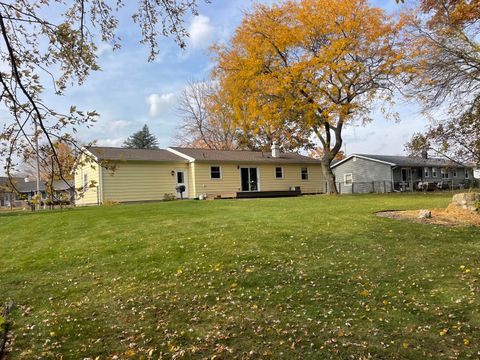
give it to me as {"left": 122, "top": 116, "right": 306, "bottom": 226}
{"left": 109, "top": 119, "right": 130, "bottom": 132}
{"left": 96, "top": 137, "right": 125, "bottom": 147}
{"left": 146, "top": 93, "right": 176, "bottom": 117}
{"left": 188, "top": 15, "right": 216, "bottom": 49}
{"left": 95, "top": 42, "right": 113, "bottom": 57}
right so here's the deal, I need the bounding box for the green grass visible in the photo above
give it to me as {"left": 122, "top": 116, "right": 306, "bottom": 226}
{"left": 1, "top": 193, "right": 479, "bottom": 359}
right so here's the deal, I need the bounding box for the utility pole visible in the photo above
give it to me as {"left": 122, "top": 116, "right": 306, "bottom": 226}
{"left": 34, "top": 119, "right": 41, "bottom": 210}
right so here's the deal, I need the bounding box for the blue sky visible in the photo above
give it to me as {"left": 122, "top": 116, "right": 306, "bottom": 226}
{"left": 4, "top": 0, "right": 428, "bottom": 175}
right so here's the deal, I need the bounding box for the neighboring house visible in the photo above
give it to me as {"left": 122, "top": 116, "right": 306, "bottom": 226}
{"left": 0, "top": 176, "right": 74, "bottom": 207}
{"left": 331, "top": 153, "right": 475, "bottom": 194}
{"left": 0, "top": 177, "right": 23, "bottom": 207}
{"left": 17, "top": 179, "right": 75, "bottom": 204}
{"left": 74, "top": 145, "right": 324, "bottom": 205}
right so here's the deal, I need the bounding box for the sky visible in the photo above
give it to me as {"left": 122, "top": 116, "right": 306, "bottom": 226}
{"left": 1, "top": 0, "right": 430, "bottom": 175}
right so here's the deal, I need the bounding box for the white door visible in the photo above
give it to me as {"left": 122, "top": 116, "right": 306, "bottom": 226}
{"left": 175, "top": 170, "right": 188, "bottom": 199}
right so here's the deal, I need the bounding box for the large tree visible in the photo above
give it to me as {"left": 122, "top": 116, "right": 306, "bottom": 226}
{"left": 212, "top": 0, "right": 410, "bottom": 193}
{"left": 406, "top": 0, "right": 480, "bottom": 110}
{"left": 401, "top": 1, "right": 479, "bottom": 167}
{"left": 0, "top": 0, "right": 207, "bottom": 186}
{"left": 22, "top": 141, "right": 76, "bottom": 181}
{"left": 123, "top": 125, "right": 159, "bottom": 149}
{"left": 176, "top": 81, "right": 239, "bottom": 150}
{"left": 176, "top": 81, "right": 311, "bottom": 151}
{"left": 406, "top": 97, "right": 480, "bottom": 166}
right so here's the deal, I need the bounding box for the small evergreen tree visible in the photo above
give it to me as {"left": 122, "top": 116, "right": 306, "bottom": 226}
{"left": 123, "top": 125, "right": 159, "bottom": 149}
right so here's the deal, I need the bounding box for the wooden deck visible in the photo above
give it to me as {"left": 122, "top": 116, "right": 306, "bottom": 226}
{"left": 236, "top": 190, "right": 301, "bottom": 199}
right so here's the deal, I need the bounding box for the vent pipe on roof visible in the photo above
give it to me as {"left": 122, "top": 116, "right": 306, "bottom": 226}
{"left": 271, "top": 142, "right": 280, "bottom": 158}
{"left": 421, "top": 150, "right": 428, "bottom": 159}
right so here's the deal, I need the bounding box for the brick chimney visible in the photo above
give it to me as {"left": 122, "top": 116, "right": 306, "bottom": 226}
{"left": 271, "top": 142, "right": 280, "bottom": 158}
{"left": 421, "top": 150, "right": 428, "bottom": 159}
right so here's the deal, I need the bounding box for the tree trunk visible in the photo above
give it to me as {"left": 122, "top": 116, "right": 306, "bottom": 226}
{"left": 321, "top": 159, "right": 338, "bottom": 194}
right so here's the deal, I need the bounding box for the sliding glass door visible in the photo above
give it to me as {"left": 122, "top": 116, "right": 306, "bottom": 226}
{"left": 240, "top": 167, "right": 259, "bottom": 191}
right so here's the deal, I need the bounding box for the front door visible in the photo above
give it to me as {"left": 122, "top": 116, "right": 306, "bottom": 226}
{"left": 175, "top": 170, "right": 188, "bottom": 199}
{"left": 241, "top": 167, "right": 259, "bottom": 191}
{"left": 401, "top": 168, "right": 412, "bottom": 190}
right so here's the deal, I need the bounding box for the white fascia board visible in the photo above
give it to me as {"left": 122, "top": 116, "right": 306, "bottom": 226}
{"left": 166, "top": 148, "right": 196, "bottom": 162}
{"left": 331, "top": 154, "right": 396, "bottom": 168}
{"left": 71, "top": 147, "right": 98, "bottom": 174}
{"left": 81, "top": 147, "right": 98, "bottom": 161}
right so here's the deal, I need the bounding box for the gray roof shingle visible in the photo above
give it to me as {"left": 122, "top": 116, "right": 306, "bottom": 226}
{"left": 87, "top": 147, "right": 188, "bottom": 162}
{"left": 0, "top": 177, "right": 23, "bottom": 188}
{"left": 355, "top": 154, "right": 469, "bottom": 168}
{"left": 16, "top": 179, "right": 74, "bottom": 193}
{"left": 169, "top": 147, "right": 321, "bottom": 164}
{"left": 0, "top": 177, "right": 73, "bottom": 193}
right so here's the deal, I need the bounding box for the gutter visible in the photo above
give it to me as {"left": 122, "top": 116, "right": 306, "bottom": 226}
{"left": 98, "top": 164, "right": 104, "bottom": 205}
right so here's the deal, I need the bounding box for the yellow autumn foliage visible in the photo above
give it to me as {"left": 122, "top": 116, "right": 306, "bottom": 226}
{"left": 211, "top": 0, "right": 412, "bottom": 192}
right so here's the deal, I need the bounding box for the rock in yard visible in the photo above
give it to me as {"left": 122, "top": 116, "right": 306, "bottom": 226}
{"left": 451, "top": 193, "right": 480, "bottom": 212}
{"left": 418, "top": 209, "right": 432, "bottom": 219}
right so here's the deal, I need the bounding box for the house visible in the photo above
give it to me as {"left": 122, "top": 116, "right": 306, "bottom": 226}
{"left": 17, "top": 179, "right": 75, "bottom": 204}
{"left": 0, "top": 177, "right": 23, "bottom": 207}
{"left": 0, "top": 176, "right": 74, "bottom": 207}
{"left": 74, "top": 145, "right": 324, "bottom": 205}
{"left": 331, "top": 153, "right": 475, "bottom": 194}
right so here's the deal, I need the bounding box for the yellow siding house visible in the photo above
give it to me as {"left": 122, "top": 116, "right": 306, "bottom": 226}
{"left": 75, "top": 145, "right": 324, "bottom": 205}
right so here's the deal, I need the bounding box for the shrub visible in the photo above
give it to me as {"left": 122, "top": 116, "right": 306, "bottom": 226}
{"left": 163, "top": 193, "right": 176, "bottom": 201}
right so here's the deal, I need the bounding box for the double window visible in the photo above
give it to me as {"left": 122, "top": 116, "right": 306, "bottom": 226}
{"left": 275, "top": 167, "right": 283, "bottom": 179}
{"left": 210, "top": 166, "right": 222, "bottom": 179}
{"left": 441, "top": 168, "right": 449, "bottom": 179}
{"left": 301, "top": 167, "right": 309, "bottom": 181}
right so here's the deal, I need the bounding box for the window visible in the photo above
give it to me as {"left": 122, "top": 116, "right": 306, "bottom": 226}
{"left": 432, "top": 167, "right": 437, "bottom": 177}
{"left": 275, "top": 167, "right": 283, "bottom": 179}
{"left": 453, "top": 169, "right": 457, "bottom": 178}
{"left": 301, "top": 167, "right": 309, "bottom": 180}
{"left": 83, "top": 173, "right": 88, "bottom": 191}
{"left": 176, "top": 171, "right": 184, "bottom": 184}
{"left": 210, "top": 166, "right": 222, "bottom": 179}
{"left": 344, "top": 173, "right": 353, "bottom": 186}
{"left": 424, "top": 167, "right": 429, "bottom": 177}
{"left": 465, "top": 168, "right": 470, "bottom": 179}
{"left": 441, "top": 168, "right": 449, "bottom": 179}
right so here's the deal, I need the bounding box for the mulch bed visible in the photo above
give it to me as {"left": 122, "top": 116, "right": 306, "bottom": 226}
{"left": 376, "top": 205, "right": 480, "bottom": 227}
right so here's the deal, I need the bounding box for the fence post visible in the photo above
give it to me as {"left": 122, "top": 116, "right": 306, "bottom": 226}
{"left": 383, "top": 181, "right": 386, "bottom": 193}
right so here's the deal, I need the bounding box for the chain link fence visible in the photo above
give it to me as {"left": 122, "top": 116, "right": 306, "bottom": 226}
{"left": 327, "top": 180, "right": 479, "bottom": 194}
{"left": 329, "top": 181, "right": 392, "bottom": 194}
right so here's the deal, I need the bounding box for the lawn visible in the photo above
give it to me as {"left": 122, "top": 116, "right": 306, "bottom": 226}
{"left": 0, "top": 194, "right": 479, "bottom": 359}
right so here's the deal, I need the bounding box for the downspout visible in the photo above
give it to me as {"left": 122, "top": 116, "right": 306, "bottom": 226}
{"left": 98, "top": 164, "right": 104, "bottom": 205}
{"left": 190, "top": 161, "right": 196, "bottom": 199}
